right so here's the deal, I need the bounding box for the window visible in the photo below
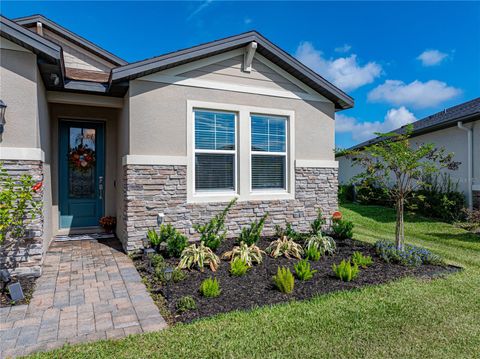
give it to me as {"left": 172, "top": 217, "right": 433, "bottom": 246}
{"left": 251, "top": 115, "right": 287, "bottom": 190}
{"left": 194, "top": 110, "right": 236, "bottom": 192}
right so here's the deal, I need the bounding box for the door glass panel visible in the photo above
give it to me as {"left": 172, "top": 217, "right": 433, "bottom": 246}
{"left": 68, "top": 127, "right": 96, "bottom": 199}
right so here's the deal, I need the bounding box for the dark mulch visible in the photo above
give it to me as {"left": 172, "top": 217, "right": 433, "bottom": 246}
{"left": 0, "top": 276, "right": 36, "bottom": 307}
{"left": 134, "top": 237, "right": 460, "bottom": 323}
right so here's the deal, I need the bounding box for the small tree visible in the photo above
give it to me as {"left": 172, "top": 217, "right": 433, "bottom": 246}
{"left": 0, "top": 163, "right": 41, "bottom": 244}
{"left": 347, "top": 126, "right": 458, "bottom": 251}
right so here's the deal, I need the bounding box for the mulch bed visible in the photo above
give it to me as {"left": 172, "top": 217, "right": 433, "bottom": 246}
{"left": 0, "top": 276, "right": 36, "bottom": 307}
{"left": 134, "top": 237, "right": 460, "bottom": 323}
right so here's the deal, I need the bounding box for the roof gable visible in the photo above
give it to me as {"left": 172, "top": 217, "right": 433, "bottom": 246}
{"left": 139, "top": 48, "right": 331, "bottom": 103}
{"left": 14, "top": 14, "right": 126, "bottom": 67}
{"left": 112, "top": 31, "right": 353, "bottom": 110}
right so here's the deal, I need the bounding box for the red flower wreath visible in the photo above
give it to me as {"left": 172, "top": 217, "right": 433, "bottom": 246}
{"left": 68, "top": 144, "right": 96, "bottom": 172}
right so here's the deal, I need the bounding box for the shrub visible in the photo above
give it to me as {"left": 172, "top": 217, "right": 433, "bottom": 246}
{"left": 0, "top": 163, "right": 41, "bottom": 244}
{"left": 304, "top": 234, "right": 336, "bottom": 255}
{"left": 148, "top": 253, "right": 165, "bottom": 268}
{"left": 274, "top": 223, "right": 300, "bottom": 240}
{"left": 147, "top": 228, "right": 161, "bottom": 247}
{"left": 332, "top": 219, "right": 354, "bottom": 239}
{"left": 147, "top": 225, "right": 188, "bottom": 258}
{"left": 166, "top": 231, "right": 188, "bottom": 258}
{"left": 338, "top": 184, "right": 355, "bottom": 204}
{"left": 159, "top": 223, "right": 177, "bottom": 242}
{"left": 354, "top": 176, "right": 465, "bottom": 223}
{"left": 374, "top": 240, "right": 443, "bottom": 267}
{"left": 154, "top": 265, "right": 186, "bottom": 283}
{"left": 178, "top": 243, "right": 220, "bottom": 272}
{"left": 238, "top": 213, "right": 268, "bottom": 246}
{"left": 294, "top": 259, "right": 317, "bottom": 281}
{"left": 457, "top": 208, "right": 480, "bottom": 231}
{"left": 222, "top": 241, "right": 264, "bottom": 266}
{"left": 305, "top": 246, "right": 321, "bottom": 261}
{"left": 193, "top": 198, "right": 237, "bottom": 251}
{"left": 266, "top": 236, "right": 303, "bottom": 259}
{"left": 310, "top": 209, "right": 326, "bottom": 235}
{"left": 272, "top": 267, "right": 294, "bottom": 294}
{"left": 230, "top": 258, "right": 249, "bottom": 276}
{"left": 351, "top": 251, "right": 373, "bottom": 268}
{"left": 176, "top": 296, "right": 197, "bottom": 313}
{"left": 332, "top": 260, "right": 359, "bottom": 282}
{"left": 200, "top": 278, "right": 221, "bottom": 298}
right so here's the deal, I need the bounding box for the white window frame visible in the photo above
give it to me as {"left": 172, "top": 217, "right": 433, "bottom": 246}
{"left": 192, "top": 109, "right": 238, "bottom": 196}
{"left": 250, "top": 114, "right": 289, "bottom": 194}
{"left": 187, "top": 100, "right": 295, "bottom": 203}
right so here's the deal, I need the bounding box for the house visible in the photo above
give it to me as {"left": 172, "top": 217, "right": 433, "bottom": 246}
{"left": 337, "top": 98, "right": 480, "bottom": 210}
{"left": 0, "top": 14, "right": 353, "bottom": 277}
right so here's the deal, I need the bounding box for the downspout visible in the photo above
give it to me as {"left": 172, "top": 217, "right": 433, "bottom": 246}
{"left": 457, "top": 121, "right": 473, "bottom": 210}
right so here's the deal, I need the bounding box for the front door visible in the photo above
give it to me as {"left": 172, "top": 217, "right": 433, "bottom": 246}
{"left": 59, "top": 120, "right": 105, "bottom": 228}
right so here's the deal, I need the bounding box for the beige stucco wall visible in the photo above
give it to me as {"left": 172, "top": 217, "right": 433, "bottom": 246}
{"left": 115, "top": 93, "right": 130, "bottom": 244}
{"left": 0, "top": 44, "right": 40, "bottom": 148}
{"left": 37, "top": 68, "right": 53, "bottom": 250}
{"left": 338, "top": 120, "right": 480, "bottom": 198}
{"left": 128, "top": 80, "right": 336, "bottom": 161}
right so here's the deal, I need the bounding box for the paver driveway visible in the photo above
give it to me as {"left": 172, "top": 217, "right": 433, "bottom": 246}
{"left": 0, "top": 238, "right": 166, "bottom": 358}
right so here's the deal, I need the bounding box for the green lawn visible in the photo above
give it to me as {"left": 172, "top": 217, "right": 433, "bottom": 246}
{"left": 28, "top": 204, "right": 480, "bottom": 358}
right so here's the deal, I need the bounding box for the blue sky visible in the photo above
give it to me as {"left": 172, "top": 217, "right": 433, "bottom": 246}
{"left": 2, "top": 1, "right": 479, "bottom": 148}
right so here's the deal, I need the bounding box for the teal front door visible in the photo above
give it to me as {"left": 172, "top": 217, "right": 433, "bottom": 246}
{"left": 59, "top": 120, "right": 105, "bottom": 228}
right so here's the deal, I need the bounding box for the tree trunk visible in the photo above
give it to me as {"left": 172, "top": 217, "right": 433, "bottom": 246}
{"left": 395, "top": 197, "right": 405, "bottom": 251}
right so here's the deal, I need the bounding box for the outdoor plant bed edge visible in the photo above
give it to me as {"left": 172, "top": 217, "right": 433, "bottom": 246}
{"left": 133, "top": 237, "right": 460, "bottom": 323}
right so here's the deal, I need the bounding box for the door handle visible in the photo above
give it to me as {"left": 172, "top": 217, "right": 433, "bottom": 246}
{"left": 99, "top": 176, "right": 104, "bottom": 199}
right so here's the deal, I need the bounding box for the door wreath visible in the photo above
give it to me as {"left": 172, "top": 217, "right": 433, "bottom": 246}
{"left": 68, "top": 144, "right": 96, "bottom": 172}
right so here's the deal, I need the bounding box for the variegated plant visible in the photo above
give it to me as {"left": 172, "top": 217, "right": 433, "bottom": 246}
{"left": 265, "top": 236, "right": 303, "bottom": 259}
{"left": 177, "top": 242, "right": 220, "bottom": 272}
{"left": 222, "top": 241, "right": 265, "bottom": 266}
{"left": 304, "top": 234, "right": 336, "bottom": 256}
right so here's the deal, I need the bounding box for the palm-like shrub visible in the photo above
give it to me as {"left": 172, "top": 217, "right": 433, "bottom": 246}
{"left": 222, "top": 241, "right": 264, "bottom": 266}
{"left": 304, "top": 234, "right": 336, "bottom": 255}
{"left": 178, "top": 242, "right": 220, "bottom": 272}
{"left": 266, "top": 236, "right": 303, "bottom": 259}
{"left": 272, "top": 267, "right": 295, "bottom": 293}
{"left": 332, "top": 260, "right": 359, "bottom": 282}
{"left": 238, "top": 213, "right": 268, "bottom": 246}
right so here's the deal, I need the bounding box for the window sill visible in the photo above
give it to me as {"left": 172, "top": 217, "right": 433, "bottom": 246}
{"left": 187, "top": 191, "right": 294, "bottom": 204}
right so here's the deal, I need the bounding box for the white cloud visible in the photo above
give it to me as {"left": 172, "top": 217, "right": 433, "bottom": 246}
{"left": 187, "top": 0, "right": 213, "bottom": 21}
{"left": 368, "top": 79, "right": 461, "bottom": 109}
{"left": 295, "top": 42, "right": 382, "bottom": 91}
{"left": 335, "top": 44, "right": 352, "bottom": 53}
{"left": 417, "top": 49, "right": 448, "bottom": 66}
{"left": 244, "top": 17, "right": 252, "bottom": 25}
{"left": 336, "top": 107, "right": 417, "bottom": 142}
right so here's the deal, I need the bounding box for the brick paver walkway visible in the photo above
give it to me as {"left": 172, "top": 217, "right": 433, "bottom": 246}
{"left": 0, "top": 239, "right": 166, "bottom": 358}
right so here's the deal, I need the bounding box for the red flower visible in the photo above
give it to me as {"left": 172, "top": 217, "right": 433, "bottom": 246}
{"left": 32, "top": 181, "right": 43, "bottom": 192}
{"left": 332, "top": 211, "right": 342, "bottom": 221}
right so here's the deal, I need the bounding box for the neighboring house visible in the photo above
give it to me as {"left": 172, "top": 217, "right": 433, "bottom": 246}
{"left": 0, "top": 14, "right": 353, "bottom": 276}
{"left": 337, "top": 98, "right": 480, "bottom": 210}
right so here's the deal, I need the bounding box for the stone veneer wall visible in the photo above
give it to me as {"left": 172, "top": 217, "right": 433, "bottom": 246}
{"left": 121, "top": 165, "right": 338, "bottom": 252}
{"left": 0, "top": 160, "right": 44, "bottom": 277}
{"left": 474, "top": 191, "right": 480, "bottom": 210}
